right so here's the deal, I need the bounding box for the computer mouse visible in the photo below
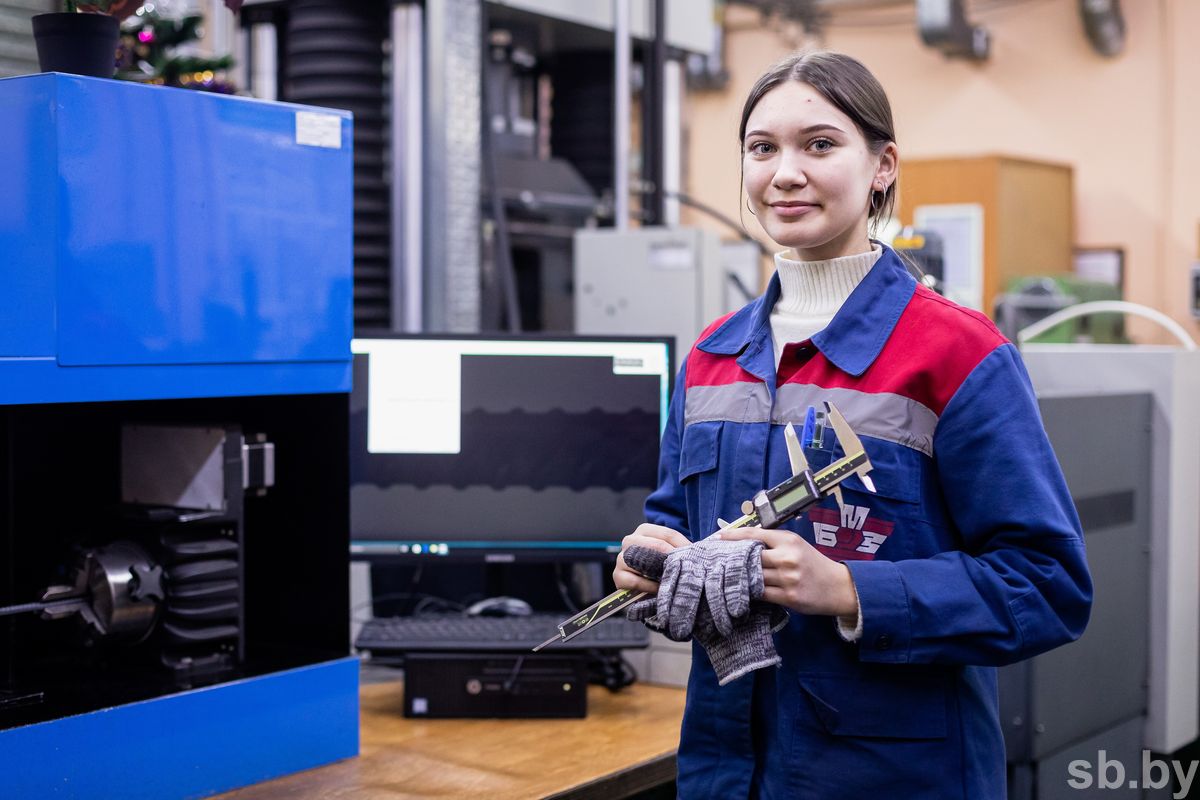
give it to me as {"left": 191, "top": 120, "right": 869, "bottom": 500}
{"left": 466, "top": 596, "right": 533, "bottom": 617}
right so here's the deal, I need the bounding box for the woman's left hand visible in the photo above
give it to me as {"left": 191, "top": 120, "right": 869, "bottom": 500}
{"left": 715, "top": 527, "right": 859, "bottom": 617}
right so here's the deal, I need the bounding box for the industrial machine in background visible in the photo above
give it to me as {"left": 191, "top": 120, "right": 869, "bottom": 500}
{"left": 2, "top": 425, "right": 275, "bottom": 682}
{"left": 473, "top": 1, "right": 719, "bottom": 335}
{"left": 994, "top": 276, "right": 1126, "bottom": 344}
{"left": 574, "top": 226, "right": 760, "bottom": 354}
{"left": 237, "top": 0, "right": 717, "bottom": 333}
{"left": 0, "top": 73, "right": 358, "bottom": 800}
{"left": 892, "top": 226, "right": 945, "bottom": 293}
{"left": 478, "top": 18, "right": 603, "bottom": 332}
{"left": 1012, "top": 344, "right": 1200, "bottom": 800}
{"left": 1002, "top": 391, "right": 1156, "bottom": 800}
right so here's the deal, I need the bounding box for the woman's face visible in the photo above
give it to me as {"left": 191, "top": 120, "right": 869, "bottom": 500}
{"left": 742, "top": 80, "right": 896, "bottom": 260}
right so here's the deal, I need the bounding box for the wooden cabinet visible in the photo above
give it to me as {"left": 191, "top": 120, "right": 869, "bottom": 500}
{"left": 896, "top": 155, "right": 1074, "bottom": 317}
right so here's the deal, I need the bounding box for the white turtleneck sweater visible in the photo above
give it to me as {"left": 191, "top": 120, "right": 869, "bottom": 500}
{"left": 768, "top": 244, "right": 881, "bottom": 641}
{"left": 770, "top": 244, "right": 882, "bottom": 368}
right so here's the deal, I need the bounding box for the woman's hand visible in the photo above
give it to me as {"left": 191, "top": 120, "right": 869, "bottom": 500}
{"left": 716, "top": 527, "right": 859, "bottom": 618}
{"left": 613, "top": 523, "right": 691, "bottom": 594}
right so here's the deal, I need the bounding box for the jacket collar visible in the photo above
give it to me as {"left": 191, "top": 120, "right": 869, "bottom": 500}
{"left": 696, "top": 244, "right": 916, "bottom": 378}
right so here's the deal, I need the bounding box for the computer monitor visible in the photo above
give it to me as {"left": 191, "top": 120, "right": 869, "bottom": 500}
{"left": 349, "top": 334, "right": 674, "bottom": 562}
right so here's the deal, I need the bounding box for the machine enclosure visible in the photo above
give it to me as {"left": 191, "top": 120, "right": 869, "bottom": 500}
{"left": 0, "top": 73, "right": 358, "bottom": 799}
{"left": 0, "top": 72, "right": 353, "bottom": 402}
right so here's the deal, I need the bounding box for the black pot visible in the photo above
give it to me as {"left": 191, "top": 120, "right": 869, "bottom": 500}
{"left": 32, "top": 12, "right": 119, "bottom": 78}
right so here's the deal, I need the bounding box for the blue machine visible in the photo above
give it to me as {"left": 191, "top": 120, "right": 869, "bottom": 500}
{"left": 0, "top": 74, "right": 358, "bottom": 798}
{"left": 0, "top": 72, "right": 353, "bottom": 401}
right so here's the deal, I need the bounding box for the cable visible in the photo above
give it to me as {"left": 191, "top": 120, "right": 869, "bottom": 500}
{"left": 822, "top": 12, "right": 917, "bottom": 27}
{"left": 554, "top": 563, "right": 581, "bottom": 613}
{"left": 745, "top": 0, "right": 1057, "bottom": 31}
{"left": 728, "top": 272, "right": 757, "bottom": 304}
{"left": 350, "top": 591, "right": 465, "bottom": 624}
{"left": 586, "top": 648, "right": 638, "bottom": 692}
{"left": 817, "top": 0, "right": 911, "bottom": 8}
{"left": 663, "top": 190, "right": 772, "bottom": 257}
{"left": 973, "top": 0, "right": 1057, "bottom": 15}
{"left": 618, "top": 652, "right": 637, "bottom": 687}
{"left": 412, "top": 595, "right": 462, "bottom": 615}
{"left": 502, "top": 655, "right": 526, "bottom": 693}
{"left": 0, "top": 598, "right": 83, "bottom": 618}
{"left": 1016, "top": 301, "right": 1198, "bottom": 351}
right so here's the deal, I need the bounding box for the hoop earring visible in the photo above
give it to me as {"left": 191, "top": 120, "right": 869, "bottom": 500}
{"left": 869, "top": 191, "right": 882, "bottom": 214}
{"left": 746, "top": 198, "right": 757, "bottom": 217}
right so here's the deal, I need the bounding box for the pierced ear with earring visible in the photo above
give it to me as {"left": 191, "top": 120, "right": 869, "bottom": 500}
{"left": 870, "top": 180, "right": 886, "bottom": 214}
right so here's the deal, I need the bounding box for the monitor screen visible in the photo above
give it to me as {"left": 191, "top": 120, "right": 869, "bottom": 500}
{"left": 349, "top": 334, "right": 673, "bottom": 561}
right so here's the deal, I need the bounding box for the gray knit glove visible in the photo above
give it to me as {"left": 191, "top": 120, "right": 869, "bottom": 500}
{"left": 622, "top": 540, "right": 788, "bottom": 685}
{"left": 701, "top": 538, "right": 765, "bottom": 636}
{"left": 622, "top": 545, "right": 685, "bottom": 640}
{"left": 688, "top": 538, "right": 787, "bottom": 685}
{"left": 696, "top": 599, "right": 785, "bottom": 685}
{"left": 622, "top": 543, "right": 665, "bottom": 627}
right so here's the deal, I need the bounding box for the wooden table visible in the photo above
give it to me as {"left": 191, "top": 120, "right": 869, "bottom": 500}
{"left": 214, "top": 678, "right": 687, "bottom": 800}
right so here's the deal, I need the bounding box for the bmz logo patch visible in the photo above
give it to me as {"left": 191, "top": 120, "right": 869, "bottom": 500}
{"left": 808, "top": 503, "right": 893, "bottom": 561}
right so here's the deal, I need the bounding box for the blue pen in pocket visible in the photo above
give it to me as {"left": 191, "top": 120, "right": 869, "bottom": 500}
{"left": 801, "top": 406, "right": 816, "bottom": 449}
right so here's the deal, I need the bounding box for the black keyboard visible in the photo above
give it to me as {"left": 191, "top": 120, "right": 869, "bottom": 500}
{"left": 355, "top": 612, "right": 650, "bottom": 653}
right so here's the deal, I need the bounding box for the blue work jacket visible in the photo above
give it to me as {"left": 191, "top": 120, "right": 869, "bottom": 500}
{"left": 645, "top": 246, "right": 1093, "bottom": 799}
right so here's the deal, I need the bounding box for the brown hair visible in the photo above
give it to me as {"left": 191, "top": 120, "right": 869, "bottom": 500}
{"left": 739, "top": 51, "right": 897, "bottom": 233}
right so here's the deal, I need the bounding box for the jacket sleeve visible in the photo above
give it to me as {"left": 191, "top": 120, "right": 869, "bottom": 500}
{"left": 845, "top": 343, "right": 1093, "bottom": 666}
{"left": 643, "top": 359, "right": 691, "bottom": 539}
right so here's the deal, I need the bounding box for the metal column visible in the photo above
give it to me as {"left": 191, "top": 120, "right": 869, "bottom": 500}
{"left": 424, "top": 0, "right": 482, "bottom": 332}
{"left": 612, "top": 0, "right": 630, "bottom": 231}
{"left": 391, "top": 2, "right": 424, "bottom": 332}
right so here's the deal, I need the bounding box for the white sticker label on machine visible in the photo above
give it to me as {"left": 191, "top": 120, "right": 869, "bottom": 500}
{"left": 649, "top": 242, "right": 694, "bottom": 271}
{"left": 295, "top": 111, "right": 342, "bottom": 149}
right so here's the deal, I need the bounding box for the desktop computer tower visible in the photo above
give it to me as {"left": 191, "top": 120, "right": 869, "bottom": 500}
{"left": 403, "top": 652, "right": 588, "bottom": 719}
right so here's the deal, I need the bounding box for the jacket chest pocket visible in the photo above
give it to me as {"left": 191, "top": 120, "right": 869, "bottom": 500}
{"left": 799, "top": 437, "right": 924, "bottom": 562}
{"left": 678, "top": 421, "right": 721, "bottom": 540}
{"left": 839, "top": 436, "right": 922, "bottom": 508}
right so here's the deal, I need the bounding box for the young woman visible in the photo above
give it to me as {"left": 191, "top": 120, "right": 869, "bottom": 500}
{"left": 614, "top": 51, "right": 1092, "bottom": 799}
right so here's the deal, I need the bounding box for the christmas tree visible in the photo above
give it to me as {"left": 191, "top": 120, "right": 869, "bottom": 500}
{"left": 116, "top": 6, "right": 236, "bottom": 93}
{"left": 73, "top": 0, "right": 243, "bottom": 92}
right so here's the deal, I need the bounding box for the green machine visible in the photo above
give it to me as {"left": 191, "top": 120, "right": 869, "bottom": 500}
{"left": 994, "top": 276, "right": 1126, "bottom": 344}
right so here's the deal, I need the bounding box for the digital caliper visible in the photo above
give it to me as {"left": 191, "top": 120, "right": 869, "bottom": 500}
{"left": 534, "top": 400, "right": 875, "bottom": 652}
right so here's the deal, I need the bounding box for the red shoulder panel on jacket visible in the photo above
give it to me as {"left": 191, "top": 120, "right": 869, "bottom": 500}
{"left": 781, "top": 285, "right": 1008, "bottom": 416}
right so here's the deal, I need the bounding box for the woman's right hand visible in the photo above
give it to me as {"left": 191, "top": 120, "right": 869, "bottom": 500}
{"left": 614, "top": 523, "right": 691, "bottom": 594}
